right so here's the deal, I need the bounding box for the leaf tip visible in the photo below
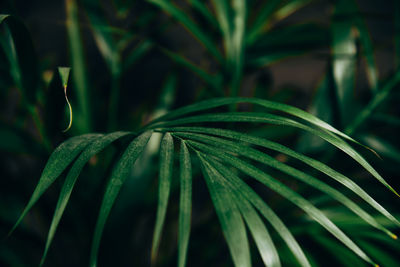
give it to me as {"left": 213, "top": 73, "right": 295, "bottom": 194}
{"left": 57, "top": 67, "right": 71, "bottom": 88}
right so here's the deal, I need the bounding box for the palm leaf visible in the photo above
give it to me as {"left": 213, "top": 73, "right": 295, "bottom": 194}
{"left": 189, "top": 140, "right": 376, "bottom": 266}
{"left": 40, "top": 131, "right": 131, "bottom": 265}
{"left": 209, "top": 159, "right": 281, "bottom": 267}
{"left": 9, "top": 134, "right": 102, "bottom": 235}
{"left": 198, "top": 154, "right": 251, "bottom": 267}
{"left": 167, "top": 127, "right": 399, "bottom": 228}
{"left": 89, "top": 131, "right": 152, "bottom": 266}
{"left": 178, "top": 141, "right": 192, "bottom": 267}
{"left": 153, "top": 111, "right": 397, "bottom": 196}
{"left": 151, "top": 133, "right": 174, "bottom": 262}
{"left": 173, "top": 131, "right": 396, "bottom": 237}
{"left": 12, "top": 98, "right": 399, "bottom": 267}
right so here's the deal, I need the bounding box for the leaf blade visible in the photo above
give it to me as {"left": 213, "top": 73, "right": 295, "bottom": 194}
{"left": 190, "top": 141, "right": 376, "bottom": 266}
{"left": 9, "top": 133, "right": 102, "bottom": 235}
{"left": 147, "top": 97, "right": 361, "bottom": 145}
{"left": 178, "top": 141, "right": 192, "bottom": 267}
{"left": 151, "top": 133, "right": 174, "bottom": 262}
{"left": 208, "top": 157, "right": 310, "bottom": 267}
{"left": 177, "top": 131, "right": 396, "bottom": 237}
{"left": 89, "top": 131, "right": 152, "bottom": 267}
{"left": 198, "top": 154, "right": 251, "bottom": 267}
{"left": 170, "top": 126, "right": 400, "bottom": 228}
{"left": 40, "top": 131, "right": 131, "bottom": 265}
{"left": 148, "top": 0, "right": 223, "bottom": 62}
{"left": 156, "top": 112, "right": 398, "bottom": 196}
{"left": 209, "top": 160, "right": 281, "bottom": 267}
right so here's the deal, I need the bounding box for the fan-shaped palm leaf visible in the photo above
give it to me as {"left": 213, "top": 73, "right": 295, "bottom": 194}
{"left": 11, "top": 97, "right": 399, "bottom": 267}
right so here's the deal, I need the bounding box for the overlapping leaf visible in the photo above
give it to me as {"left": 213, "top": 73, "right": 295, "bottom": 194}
{"left": 11, "top": 96, "right": 399, "bottom": 267}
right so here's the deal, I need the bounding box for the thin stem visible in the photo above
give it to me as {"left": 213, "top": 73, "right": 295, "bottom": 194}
{"left": 62, "top": 85, "right": 73, "bottom": 133}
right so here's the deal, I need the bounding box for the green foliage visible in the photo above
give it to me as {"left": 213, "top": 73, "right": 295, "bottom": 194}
{"left": 1, "top": 1, "right": 400, "bottom": 267}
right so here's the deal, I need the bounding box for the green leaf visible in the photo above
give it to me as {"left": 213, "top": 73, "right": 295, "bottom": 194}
{"left": 9, "top": 134, "right": 102, "bottom": 235}
{"left": 0, "top": 14, "right": 39, "bottom": 104}
{"left": 297, "top": 75, "right": 336, "bottom": 153}
{"left": 212, "top": 0, "right": 246, "bottom": 96}
{"left": 161, "top": 48, "right": 223, "bottom": 94}
{"left": 83, "top": 0, "right": 122, "bottom": 131}
{"left": 155, "top": 111, "right": 399, "bottom": 197}
{"left": 89, "top": 131, "right": 152, "bottom": 267}
{"left": 211, "top": 0, "right": 231, "bottom": 48}
{"left": 345, "top": 71, "right": 400, "bottom": 135}
{"left": 187, "top": 0, "right": 218, "bottom": 29}
{"left": 84, "top": 0, "right": 119, "bottom": 73}
{"left": 176, "top": 131, "right": 396, "bottom": 237}
{"left": 151, "top": 133, "right": 174, "bottom": 262}
{"left": 169, "top": 127, "right": 400, "bottom": 228}
{"left": 360, "top": 135, "right": 400, "bottom": 164}
{"left": 204, "top": 154, "right": 310, "bottom": 267}
{"left": 198, "top": 154, "right": 251, "bottom": 267}
{"left": 40, "top": 131, "right": 131, "bottom": 266}
{"left": 148, "top": 97, "right": 359, "bottom": 145}
{"left": 230, "top": 0, "right": 246, "bottom": 97}
{"left": 122, "top": 40, "right": 153, "bottom": 73}
{"left": 65, "top": 0, "right": 91, "bottom": 132}
{"left": 338, "top": 0, "right": 378, "bottom": 92}
{"left": 147, "top": 0, "right": 223, "bottom": 62}
{"left": 249, "top": 0, "right": 313, "bottom": 45}
{"left": 247, "top": 23, "right": 329, "bottom": 67}
{"left": 332, "top": 0, "right": 357, "bottom": 126}
{"left": 246, "top": 0, "right": 281, "bottom": 44}
{"left": 190, "top": 141, "right": 376, "bottom": 266}
{"left": 210, "top": 160, "right": 281, "bottom": 267}
{"left": 272, "top": 0, "right": 312, "bottom": 26}
{"left": 58, "top": 67, "right": 71, "bottom": 88}
{"left": 178, "top": 141, "right": 192, "bottom": 267}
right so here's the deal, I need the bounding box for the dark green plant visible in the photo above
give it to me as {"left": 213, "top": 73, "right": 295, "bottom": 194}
{"left": 1, "top": 0, "right": 400, "bottom": 266}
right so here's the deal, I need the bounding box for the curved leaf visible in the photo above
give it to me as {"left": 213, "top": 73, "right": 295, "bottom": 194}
{"left": 147, "top": 0, "right": 223, "bottom": 62}
{"left": 151, "top": 133, "right": 174, "bottom": 262}
{"left": 155, "top": 112, "right": 398, "bottom": 197}
{"left": 148, "top": 97, "right": 362, "bottom": 145}
{"left": 189, "top": 140, "right": 376, "bottom": 266}
{"left": 208, "top": 159, "right": 281, "bottom": 267}
{"left": 9, "top": 133, "right": 102, "bottom": 235}
{"left": 40, "top": 131, "right": 131, "bottom": 265}
{"left": 176, "top": 131, "right": 395, "bottom": 237}
{"left": 206, "top": 156, "right": 311, "bottom": 267}
{"left": 198, "top": 154, "right": 251, "bottom": 267}
{"left": 178, "top": 141, "right": 192, "bottom": 267}
{"left": 169, "top": 126, "right": 400, "bottom": 229}
{"left": 89, "top": 131, "right": 152, "bottom": 267}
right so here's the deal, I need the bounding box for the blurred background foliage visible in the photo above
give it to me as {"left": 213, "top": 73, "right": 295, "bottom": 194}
{"left": 1, "top": 0, "right": 400, "bottom": 266}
